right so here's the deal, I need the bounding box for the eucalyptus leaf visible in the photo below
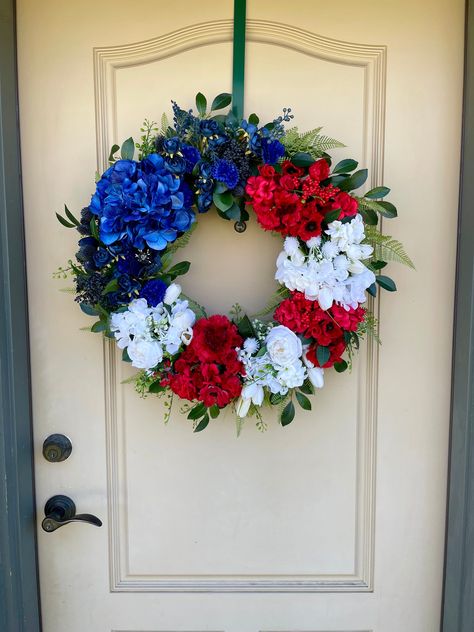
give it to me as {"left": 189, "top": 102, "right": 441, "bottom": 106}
{"left": 295, "top": 391, "right": 312, "bottom": 411}
{"left": 334, "top": 359, "right": 348, "bottom": 373}
{"left": 338, "top": 168, "right": 368, "bottom": 192}
{"left": 376, "top": 275, "right": 397, "bottom": 292}
{"left": 167, "top": 261, "right": 191, "bottom": 278}
{"left": 213, "top": 190, "right": 234, "bottom": 212}
{"left": 333, "top": 158, "right": 358, "bottom": 174}
{"left": 316, "top": 345, "right": 330, "bottom": 367}
{"left": 211, "top": 93, "right": 232, "bottom": 111}
{"left": 108, "top": 143, "right": 120, "bottom": 163}
{"left": 121, "top": 137, "right": 135, "bottom": 160}
{"left": 80, "top": 303, "right": 99, "bottom": 316}
{"left": 281, "top": 400, "right": 295, "bottom": 426}
{"left": 194, "top": 413, "right": 210, "bottom": 432}
{"left": 291, "top": 152, "right": 314, "bottom": 167}
{"left": 364, "top": 186, "right": 391, "bottom": 199}
{"left": 187, "top": 402, "right": 207, "bottom": 420}
{"left": 195, "top": 92, "right": 207, "bottom": 116}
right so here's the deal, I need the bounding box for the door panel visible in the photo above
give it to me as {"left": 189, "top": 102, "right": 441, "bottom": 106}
{"left": 17, "top": 1, "right": 463, "bottom": 630}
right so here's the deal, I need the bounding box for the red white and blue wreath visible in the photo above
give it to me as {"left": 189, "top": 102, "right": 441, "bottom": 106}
{"left": 55, "top": 92, "right": 413, "bottom": 433}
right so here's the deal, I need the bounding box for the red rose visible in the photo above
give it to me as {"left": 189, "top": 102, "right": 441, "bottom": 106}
{"left": 259, "top": 164, "right": 276, "bottom": 177}
{"left": 333, "top": 191, "right": 358, "bottom": 219}
{"left": 308, "top": 158, "right": 330, "bottom": 183}
{"left": 279, "top": 174, "right": 299, "bottom": 191}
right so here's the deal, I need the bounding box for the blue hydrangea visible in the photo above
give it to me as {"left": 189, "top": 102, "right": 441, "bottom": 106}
{"left": 261, "top": 138, "right": 285, "bottom": 164}
{"left": 139, "top": 279, "right": 168, "bottom": 307}
{"left": 90, "top": 153, "right": 195, "bottom": 251}
{"left": 181, "top": 144, "right": 201, "bottom": 173}
{"left": 211, "top": 159, "right": 239, "bottom": 189}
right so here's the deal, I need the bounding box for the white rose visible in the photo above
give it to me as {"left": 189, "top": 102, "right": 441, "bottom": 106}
{"left": 127, "top": 339, "right": 163, "bottom": 369}
{"left": 265, "top": 325, "right": 302, "bottom": 367}
{"left": 276, "top": 361, "right": 306, "bottom": 389}
{"left": 164, "top": 283, "right": 181, "bottom": 305}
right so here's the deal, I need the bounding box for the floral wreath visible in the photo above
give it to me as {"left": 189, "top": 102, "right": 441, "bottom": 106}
{"left": 56, "top": 92, "right": 413, "bottom": 433}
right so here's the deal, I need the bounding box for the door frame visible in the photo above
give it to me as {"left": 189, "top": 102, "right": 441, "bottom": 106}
{"left": 0, "top": 0, "right": 472, "bottom": 630}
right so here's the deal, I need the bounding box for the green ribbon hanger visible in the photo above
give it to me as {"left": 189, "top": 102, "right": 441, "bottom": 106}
{"left": 232, "top": 0, "right": 247, "bottom": 119}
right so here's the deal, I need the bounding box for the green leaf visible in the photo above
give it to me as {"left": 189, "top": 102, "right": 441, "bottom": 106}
{"left": 255, "top": 345, "right": 267, "bottom": 358}
{"left": 195, "top": 92, "right": 207, "bottom": 116}
{"left": 149, "top": 381, "right": 165, "bottom": 394}
{"left": 299, "top": 379, "right": 315, "bottom": 395}
{"left": 121, "top": 137, "right": 135, "bottom": 160}
{"left": 376, "top": 275, "right": 397, "bottom": 292}
{"left": 209, "top": 405, "right": 220, "bottom": 419}
{"left": 64, "top": 205, "right": 80, "bottom": 226}
{"left": 102, "top": 278, "right": 119, "bottom": 295}
{"left": 364, "top": 186, "right": 391, "bottom": 199}
{"left": 237, "top": 315, "right": 255, "bottom": 338}
{"left": 91, "top": 320, "right": 107, "bottom": 333}
{"left": 359, "top": 207, "right": 378, "bottom": 226}
{"left": 367, "top": 282, "right": 377, "bottom": 297}
{"left": 338, "top": 169, "right": 368, "bottom": 192}
{"left": 167, "top": 261, "right": 191, "bottom": 278}
{"left": 248, "top": 113, "right": 259, "bottom": 125}
{"left": 295, "top": 390, "right": 312, "bottom": 411}
{"left": 377, "top": 201, "right": 398, "bottom": 219}
{"left": 89, "top": 217, "right": 100, "bottom": 241}
{"left": 291, "top": 152, "right": 314, "bottom": 167}
{"left": 334, "top": 359, "right": 348, "bottom": 373}
{"left": 56, "top": 213, "right": 75, "bottom": 228}
{"left": 369, "top": 260, "right": 387, "bottom": 270}
{"left": 122, "top": 348, "right": 132, "bottom": 363}
{"left": 270, "top": 392, "right": 285, "bottom": 405}
{"left": 187, "top": 402, "right": 207, "bottom": 420}
{"left": 224, "top": 202, "right": 241, "bottom": 220}
{"left": 80, "top": 303, "right": 99, "bottom": 316}
{"left": 210, "top": 93, "right": 232, "bottom": 111}
{"left": 214, "top": 181, "right": 228, "bottom": 194}
{"left": 213, "top": 190, "right": 234, "bottom": 212}
{"left": 333, "top": 158, "right": 358, "bottom": 174}
{"left": 281, "top": 400, "right": 295, "bottom": 426}
{"left": 323, "top": 209, "right": 341, "bottom": 224}
{"left": 316, "top": 345, "right": 330, "bottom": 367}
{"left": 194, "top": 413, "right": 210, "bottom": 432}
{"left": 108, "top": 143, "right": 120, "bottom": 163}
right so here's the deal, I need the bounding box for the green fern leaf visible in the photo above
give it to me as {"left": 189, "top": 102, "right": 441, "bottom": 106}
{"left": 165, "top": 222, "right": 197, "bottom": 254}
{"left": 364, "top": 226, "right": 415, "bottom": 269}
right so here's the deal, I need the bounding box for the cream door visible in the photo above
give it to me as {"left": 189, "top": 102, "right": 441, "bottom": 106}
{"left": 17, "top": 1, "right": 463, "bottom": 631}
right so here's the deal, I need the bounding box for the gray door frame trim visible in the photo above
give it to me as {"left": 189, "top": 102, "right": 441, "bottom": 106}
{"left": 0, "top": 0, "right": 41, "bottom": 630}
{"left": 441, "top": 0, "right": 474, "bottom": 629}
{"left": 0, "top": 0, "right": 472, "bottom": 630}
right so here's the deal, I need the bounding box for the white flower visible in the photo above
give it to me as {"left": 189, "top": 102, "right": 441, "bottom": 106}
{"left": 284, "top": 236, "right": 299, "bottom": 256}
{"left": 307, "top": 367, "right": 324, "bottom": 388}
{"left": 321, "top": 241, "right": 339, "bottom": 260}
{"left": 317, "top": 286, "right": 334, "bottom": 311}
{"left": 127, "top": 339, "right": 163, "bottom": 369}
{"left": 266, "top": 325, "right": 302, "bottom": 367}
{"left": 306, "top": 236, "right": 321, "bottom": 249}
{"left": 236, "top": 396, "right": 251, "bottom": 418}
{"left": 243, "top": 337, "right": 259, "bottom": 354}
{"left": 276, "top": 361, "right": 306, "bottom": 389}
{"left": 180, "top": 327, "right": 193, "bottom": 346}
{"left": 164, "top": 283, "right": 181, "bottom": 305}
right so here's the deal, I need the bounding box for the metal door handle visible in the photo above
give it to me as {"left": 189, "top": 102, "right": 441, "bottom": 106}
{"left": 41, "top": 495, "right": 102, "bottom": 532}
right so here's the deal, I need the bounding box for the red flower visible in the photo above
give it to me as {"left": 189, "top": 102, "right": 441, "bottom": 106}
{"left": 191, "top": 314, "right": 242, "bottom": 363}
{"left": 296, "top": 200, "right": 324, "bottom": 241}
{"left": 333, "top": 191, "right": 358, "bottom": 219}
{"left": 306, "top": 340, "right": 346, "bottom": 368}
{"left": 308, "top": 158, "right": 330, "bottom": 183}
{"left": 168, "top": 315, "right": 244, "bottom": 408}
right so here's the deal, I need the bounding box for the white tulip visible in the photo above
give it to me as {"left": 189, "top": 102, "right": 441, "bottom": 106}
{"left": 164, "top": 283, "right": 181, "bottom": 305}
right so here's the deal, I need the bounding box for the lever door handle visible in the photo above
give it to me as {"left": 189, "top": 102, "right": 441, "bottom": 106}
{"left": 41, "top": 495, "right": 102, "bottom": 532}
